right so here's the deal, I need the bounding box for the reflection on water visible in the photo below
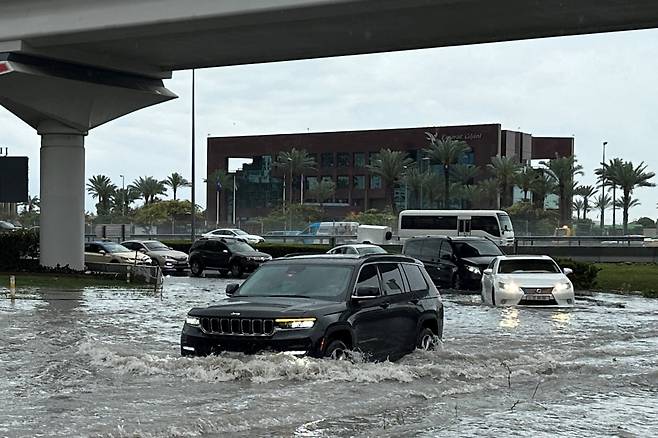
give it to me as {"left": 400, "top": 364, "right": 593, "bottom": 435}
{"left": 1, "top": 279, "right": 657, "bottom": 437}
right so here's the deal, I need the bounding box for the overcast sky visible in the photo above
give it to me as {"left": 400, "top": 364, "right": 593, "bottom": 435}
{"left": 2, "top": 28, "right": 657, "bottom": 222}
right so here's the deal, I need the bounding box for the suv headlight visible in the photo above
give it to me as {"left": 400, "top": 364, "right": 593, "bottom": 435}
{"left": 465, "top": 265, "right": 481, "bottom": 275}
{"left": 274, "top": 318, "right": 316, "bottom": 329}
{"left": 185, "top": 316, "right": 200, "bottom": 327}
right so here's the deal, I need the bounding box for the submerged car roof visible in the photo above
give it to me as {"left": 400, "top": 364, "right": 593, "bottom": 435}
{"left": 272, "top": 253, "right": 418, "bottom": 265}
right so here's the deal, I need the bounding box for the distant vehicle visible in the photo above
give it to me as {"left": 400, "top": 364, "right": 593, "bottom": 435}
{"left": 402, "top": 236, "right": 504, "bottom": 291}
{"left": 481, "top": 255, "right": 575, "bottom": 307}
{"left": 398, "top": 210, "right": 514, "bottom": 246}
{"left": 188, "top": 238, "right": 272, "bottom": 278}
{"left": 121, "top": 240, "right": 188, "bottom": 272}
{"left": 299, "top": 221, "right": 359, "bottom": 243}
{"left": 202, "top": 228, "right": 265, "bottom": 244}
{"left": 327, "top": 244, "right": 387, "bottom": 255}
{"left": 181, "top": 254, "right": 443, "bottom": 360}
{"left": 356, "top": 224, "right": 393, "bottom": 244}
{"left": 0, "top": 220, "right": 18, "bottom": 233}
{"left": 84, "top": 241, "right": 152, "bottom": 265}
{"left": 264, "top": 230, "right": 302, "bottom": 237}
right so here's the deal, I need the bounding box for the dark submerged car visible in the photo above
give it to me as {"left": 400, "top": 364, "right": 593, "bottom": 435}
{"left": 402, "top": 236, "right": 504, "bottom": 291}
{"left": 181, "top": 254, "right": 443, "bottom": 361}
{"left": 188, "top": 237, "right": 272, "bottom": 278}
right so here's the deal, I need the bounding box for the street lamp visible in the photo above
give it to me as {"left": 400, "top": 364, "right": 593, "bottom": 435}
{"left": 119, "top": 174, "right": 125, "bottom": 217}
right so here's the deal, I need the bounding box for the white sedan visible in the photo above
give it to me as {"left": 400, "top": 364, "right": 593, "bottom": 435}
{"left": 481, "top": 255, "right": 575, "bottom": 307}
{"left": 202, "top": 228, "right": 264, "bottom": 244}
{"left": 327, "top": 244, "right": 387, "bottom": 255}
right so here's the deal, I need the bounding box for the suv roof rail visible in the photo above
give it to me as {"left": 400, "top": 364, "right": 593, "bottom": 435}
{"left": 280, "top": 252, "right": 325, "bottom": 258}
{"left": 359, "top": 254, "right": 417, "bottom": 263}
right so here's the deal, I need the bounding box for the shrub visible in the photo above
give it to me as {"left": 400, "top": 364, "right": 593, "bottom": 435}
{"left": 555, "top": 258, "right": 600, "bottom": 290}
{"left": 0, "top": 230, "right": 39, "bottom": 270}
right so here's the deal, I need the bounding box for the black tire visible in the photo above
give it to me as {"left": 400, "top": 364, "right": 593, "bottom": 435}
{"left": 190, "top": 259, "right": 204, "bottom": 277}
{"left": 230, "top": 262, "right": 243, "bottom": 278}
{"left": 417, "top": 327, "right": 438, "bottom": 351}
{"left": 324, "top": 340, "right": 349, "bottom": 361}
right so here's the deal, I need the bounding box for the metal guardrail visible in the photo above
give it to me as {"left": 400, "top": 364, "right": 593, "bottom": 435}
{"left": 514, "top": 235, "right": 649, "bottom": 250}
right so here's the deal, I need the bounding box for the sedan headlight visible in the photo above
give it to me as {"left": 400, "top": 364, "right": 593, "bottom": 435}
{"left": 274, "top": 318, "right": 316, "bottom": 329}
{"left": 498, "top": 281, "right": 520, "bottom": 294}
{"left": 465, "top": 265, "right": 481, "bottom": 275}
{"left": 185, "top": 316, "right": 200, "bottom": 327}
{"left": 553, "top": 282, "right": 573, "bottom": 292}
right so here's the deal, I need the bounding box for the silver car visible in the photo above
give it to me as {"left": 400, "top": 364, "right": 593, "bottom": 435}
{"left": 122, "top": 240, "right": 189, "bottom": 272}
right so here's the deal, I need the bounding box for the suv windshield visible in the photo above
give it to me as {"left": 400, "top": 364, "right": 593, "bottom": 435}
{"left": 237, "top": 264, "right": 353, "bottom": 300}
{"left": 453, "top": 240, "right": 502, "bottom": 257}
{"left": 102, "top": 242, "right": 130, "bottom": 253}
{"left": 224, "top": 240, "right": 255, "bottom": 252}
{"left": 498, "top": 259, "right": 560, "bottom": 274}
{"left": 144, "top": 241, "right": 169, "bottom": 251}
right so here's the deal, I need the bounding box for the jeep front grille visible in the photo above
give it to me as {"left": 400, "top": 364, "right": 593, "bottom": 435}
{"left": 200, "top": 317, "right": 275, "bottom": 336}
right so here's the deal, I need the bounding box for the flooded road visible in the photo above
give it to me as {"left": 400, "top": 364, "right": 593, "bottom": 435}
{"left": 1, "top": 276, "right": 657, "bottom": 437}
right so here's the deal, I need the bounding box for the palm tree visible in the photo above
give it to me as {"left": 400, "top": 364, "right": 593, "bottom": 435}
{"left": 367, "top": 148, "right": 414, "bottom": 211}
{"left": 111, "top": 187, "right": 140, "bottom": 215}
{"left": 423, "top": 134, "right": 471, "bottom": 208}
{"left": 451, "top": 164, "right": 479, "bottom": 185}
{"left": 86, "top": 175, "right": 116, "bottom": 215}
{"left": 21, "top": 195, "right": 40, "bottom": 213}
{"left": 129, "top": 176, "right": 167, "bottom": 205}
{"left": 592, "top": 193, "right": 612, "bottom": 229}
{"left": 475, "top": 178, "right": 499, "bottom": 209}
{"left": 488, "top": 156, "right": 522, "bottom": 208}
{"left": 595, "top": 158, "right": 623, "bottom": 230}
{"left": 515, "top": 167, "right": 537, "bottom": 201}
{"left": 530, "top": 170, "right": 557, "bottom": 210}
{"left": 604, "top": 160, "right": 655, "bottom": 234}
{"left": 540, "top": 156, "right": 583, "bottom": 225}
{"left": 402, "top": 166, "right": 427, "bottom": 208}
{"left": 307, "top": 179, "right": 335, "bottom": 208}
{"left": 274, "top": 148, "right": 317, "bottom": 207}
{"left": 574, "top": 185, "right": 597, "bottom": 220}
{"left": 572, "top": 199, "right": 584, "bottom": 220}
{"left": 163, "top": 172, "right": 190, "bottom": 200}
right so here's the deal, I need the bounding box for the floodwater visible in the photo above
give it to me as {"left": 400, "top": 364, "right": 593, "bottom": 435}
{"left": 1, "top": 276, "right": 657, "bottom": 437}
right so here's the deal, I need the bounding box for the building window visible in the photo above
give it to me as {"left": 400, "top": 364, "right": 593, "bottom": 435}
{"left": 368, "top": 152, "right": 379, "bottom": 166}
{"left": 337, "top": 152, "right": 350, "bottom": 167}
{"left": 320, "top": 152, "right": 334, "bottom": 168}
{"left": 306, "top": 176, "right": 318, "bottom": 188}
{"left": 353, "top": 175, "right": 365, "bottom": 190}
{"left": 370, "top": 175, "right": 382, "bottom": 189}
{"left": 354, "top": 152, "right": 366, "bottom": 167}
{"left": 337, "top": 175, "right": 350, "bottom": 189}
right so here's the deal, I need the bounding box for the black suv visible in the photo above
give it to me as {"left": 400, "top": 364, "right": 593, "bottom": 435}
{"left": 402, "top": 236, "right": 504, "bottom": 291}
{"left": 181, "top": 254, "right": 443, "bottom": 361}
{"left": 188, "top": 238, "right": 272, "bottom": 277}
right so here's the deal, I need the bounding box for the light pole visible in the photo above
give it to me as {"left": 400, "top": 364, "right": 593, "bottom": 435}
{"left": 119, "top": 174, "right": 125, "bottom": 217}
{"left": 191, "top": 68, "right": 196, "bottom": 241}
{"left": 232, "top": 172, "right": 237, "bottom": 225}
{"left": 601, "top": 141, "right": 607, "bottom": 232}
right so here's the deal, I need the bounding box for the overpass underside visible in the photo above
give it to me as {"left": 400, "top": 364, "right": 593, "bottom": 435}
{"left": 1, "top": 0, "right": 658, "bottom": 268}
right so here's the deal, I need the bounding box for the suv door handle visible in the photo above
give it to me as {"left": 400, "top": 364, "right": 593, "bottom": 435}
{"left": 380, "top": 301, "right": 390, "bottom": 309}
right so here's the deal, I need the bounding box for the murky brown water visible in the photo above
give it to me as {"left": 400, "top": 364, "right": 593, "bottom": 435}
{"left": 1, "top": 276, "right": 657, "bottom": 437}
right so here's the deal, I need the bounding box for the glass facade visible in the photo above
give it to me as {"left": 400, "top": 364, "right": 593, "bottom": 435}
{"left": 337, "top": 175, "right": 350, "bottom": 189}
{"left": 337, "top": 152, "right": 350, "bottom": 167}
{"left": 320, "top": 152, "right": 334, "bottom": 168}
{"left": 370, "top": 175, "right": 382, "bottom": 189}
{"left": 353, "top": 175, "right": 365, "bottom": 189}
{"left": 354, "top": 152, "right": 365, "bottom": 167}
{"left": 234, "top": 155, "right": 283, "bottom": 210}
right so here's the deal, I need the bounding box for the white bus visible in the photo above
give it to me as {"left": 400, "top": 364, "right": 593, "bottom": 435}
{"left": 398, "top": 210, "right": 515, "bottom": 246}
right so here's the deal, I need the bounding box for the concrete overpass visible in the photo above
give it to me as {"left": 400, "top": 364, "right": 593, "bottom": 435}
{"left": 2, "top": 0, "right": 658, "bottom": 269}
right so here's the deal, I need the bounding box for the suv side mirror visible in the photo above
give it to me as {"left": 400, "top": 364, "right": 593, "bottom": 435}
{"left": 483, "top": 268, "right": 493, "bottom": 275}
{"left": 225, "top": 283, "right": 239, "bottom": 296}
{"left": 563, "top": 267, "right": 573, "bottom": 276}
{"left": 222, "top": 249, "right": 229, "bottom": 254}
{"left": 352, "top": 286, "right": 381, "bottom": 299}
{"left": 138, "top": 248, "right": 147, "bottom": 253}
{"left": 99, "top": 249, "right": 106, "bottom": 255}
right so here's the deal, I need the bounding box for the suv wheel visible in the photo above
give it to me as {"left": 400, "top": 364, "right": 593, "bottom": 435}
{"left": 324, "top": 340, "right": 349, "bottom": 360}
{"left": 230, "top": 262, "right": 243, "bottom": 278}
{"left": 417, "top": 327, "right": 438, "bottom": 351}
{"left": 190, "top": 260, "right": 204, "bottom": 277}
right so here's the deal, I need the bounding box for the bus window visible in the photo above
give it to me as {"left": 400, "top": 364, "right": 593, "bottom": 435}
{"left": 471, "top": 216, "right": 500, "bottom": 237}
{"left": 401, "top": 215, "right": 458, "bottom": 230}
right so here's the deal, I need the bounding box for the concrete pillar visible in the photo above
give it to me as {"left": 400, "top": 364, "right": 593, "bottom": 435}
{"left": 38, "top": 121, "right": 86, "bottom": 270}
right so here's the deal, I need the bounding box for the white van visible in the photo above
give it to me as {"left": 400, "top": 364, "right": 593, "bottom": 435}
{"left": 398, "top": 210, "right": 514, "bottom": 246}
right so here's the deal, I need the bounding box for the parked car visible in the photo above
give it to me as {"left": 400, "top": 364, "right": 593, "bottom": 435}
{"left": 181, "top": 254, "right": 443, "bottom": 360}
{"left": 402, "top": 236, "right": 504, "bottom": 291}
{"left": 84, "top": 241, "right": 152, "bottom": 265}
{"left": 327, "top": 244, "right": 387, "bottom": 255}
{"left": 0, "top": 220, "right": 18, "bottom": 233}
{"left": 201, "top": 228, "right": 265, "bottom": 244}
{"left": 121, "top": 240, "right": 188, "bottom": 272}
{"left": 188, "top": 237, "right": 272, "bottom": 277}
{"left": 481, "top": 255, "right": 575, "bottom": 307}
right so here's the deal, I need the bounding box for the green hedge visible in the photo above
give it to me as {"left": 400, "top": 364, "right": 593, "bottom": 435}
{"left": 0, "top": 230, "right": 39, "bottom": 270}
{"left": 556, "top": 258, "right": 600, "bottom": 290}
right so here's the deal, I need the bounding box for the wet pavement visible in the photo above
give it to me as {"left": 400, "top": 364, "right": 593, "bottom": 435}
{"left": 1, "top": 276, "right": 657, "bottom": 437}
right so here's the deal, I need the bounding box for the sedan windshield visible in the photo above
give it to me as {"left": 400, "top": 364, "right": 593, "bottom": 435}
{"left": 102, "top": 243, "right": 131, "bottom": 253}
{"left": 453, "top": 241, "right": 502, "bottom": 257}
{"left": 498, "top": 259, "right": 560, "bottom": 274}
{"left": 233, "top": 229, "right": 248, "bottom": 235}
{"left": 144, "top": 241, "right": 169, "bottom": 251}
{"left": 237, "top": 264, "right": 354, "bottom": 300}
{"left": 357, "top": 246, "right": 386, "bottom": 254}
